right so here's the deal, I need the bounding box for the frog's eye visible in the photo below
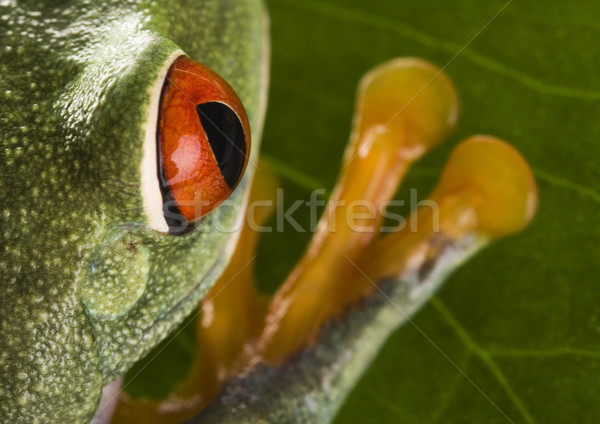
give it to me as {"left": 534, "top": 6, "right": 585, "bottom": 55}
{"left": 142, "top": 55, "right": 251, "bottom": 234}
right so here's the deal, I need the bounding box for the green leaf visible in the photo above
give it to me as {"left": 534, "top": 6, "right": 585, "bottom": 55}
{"left": 257, "top": 0, "right": 600, "bottom": 423}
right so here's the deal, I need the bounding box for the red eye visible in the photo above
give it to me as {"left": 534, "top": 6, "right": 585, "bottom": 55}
{"left": 157, "top": 56, "right": 251, "bottom": 234}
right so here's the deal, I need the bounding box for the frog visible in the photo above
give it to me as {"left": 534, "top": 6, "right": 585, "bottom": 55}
{"left": 0, "top": 0, "right": 269, "bottom": 422}
{"left": 0, "top": 1, "right": 539, "bottom": 423}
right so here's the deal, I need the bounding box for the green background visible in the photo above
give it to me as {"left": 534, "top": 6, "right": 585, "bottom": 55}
{"left": 261, "top": 0, "right": 600, "bottom": 422}
{"left": 128, "top": 0, "right": 600, "bottom": 422}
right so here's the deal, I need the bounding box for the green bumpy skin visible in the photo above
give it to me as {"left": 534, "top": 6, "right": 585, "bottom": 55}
{"left": 0, "top": 1, "right": 267, "bottom": 422}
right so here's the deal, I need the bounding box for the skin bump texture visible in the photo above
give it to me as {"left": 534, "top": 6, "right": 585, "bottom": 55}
{"left": 0, "top": 1, "right": 267, "bottom": 422}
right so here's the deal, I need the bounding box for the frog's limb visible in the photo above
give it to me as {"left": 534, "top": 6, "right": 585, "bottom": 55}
{"left": 255, "top": 58, "right": 459, "bottom": 362}
{"left": 191, "top": 141, "right": 536, "bottom": 424}
{"left": 114, "top": 59, "right": 536, "bottom": 423}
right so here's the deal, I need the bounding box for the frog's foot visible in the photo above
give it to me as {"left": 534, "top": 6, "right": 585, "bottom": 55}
{"left": 111, "top": 59, "right": 537, "bottom": 423}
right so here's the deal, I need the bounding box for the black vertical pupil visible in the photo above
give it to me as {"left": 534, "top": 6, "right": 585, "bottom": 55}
{"left": 196, "top": 102, "right": 246, "bottom": 188}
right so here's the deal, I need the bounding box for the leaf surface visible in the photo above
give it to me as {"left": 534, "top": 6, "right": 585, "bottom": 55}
{"left": 260, "top": 1, "right": 600, "bottom": 422}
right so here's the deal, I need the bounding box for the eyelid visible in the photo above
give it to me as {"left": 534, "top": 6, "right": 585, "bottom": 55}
{"left": 141, "top": 50, "right": 183, "bottom": 234}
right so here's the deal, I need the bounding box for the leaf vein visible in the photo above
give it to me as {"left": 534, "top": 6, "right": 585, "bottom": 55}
{"left": 429, "top": 352, "right": 474, "bottom": 424}
{"left": 533, "top": 168, "right": 600, "bottom": 204}
{"left": 489, "top": 348, "right": 600, "bottom": 359}
{"left": 261, "top": 154, "right": 330, "bottom": 194}
{"left": 278, "top": 0, "right": 600, "bottom": 100}
{"left": 431, "top": 297, "right": 537, "bottom": 424}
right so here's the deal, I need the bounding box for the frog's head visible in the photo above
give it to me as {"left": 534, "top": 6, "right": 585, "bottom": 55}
{"left": 0, "top": 1, "right": 268, "bottom": 422}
